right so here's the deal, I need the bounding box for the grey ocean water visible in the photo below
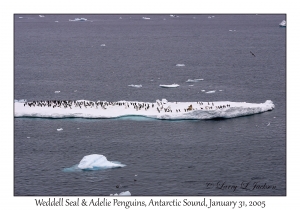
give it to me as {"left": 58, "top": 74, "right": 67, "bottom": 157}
{"left": 14, "top": 14, "right": 286, "bottom": 196}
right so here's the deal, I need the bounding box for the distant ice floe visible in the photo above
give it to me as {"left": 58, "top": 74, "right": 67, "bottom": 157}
{"left": 201, "top": 90, "right": 205, "bottom": 92}
{"left": 206, "top": 90, "right": 216, "bottom": 94}
{"left": 54, "top": 91, "right": 60, "bottom": 93}
{"left": 159, "top": 84, "right": 180, "bottom": 88}
{"left": 176, "top": 64, "right": 185, "bottom": 67}
{"left": 39, "top": 15, "right": 45, "bottom": 17}
{"left": 189, "top": 85, "right": 194, "bottom": 86}
{"left": 19, "top": 17, "right": 23, "bottom": 19}
{"left": 110, "top": 191, "right": 131, "bottom": 196}
{"left": 219, "top": 90, "right": 223, "bottom": 91}
{"left": 57, "top": 128, "right": 63, "bottom": 131}
{"left": 170, "top": 15, "right": 179, "bottom": 18}
{"left": 55, "top": 21, "right": 59, "bottom": 23}
{"left": 279, "top": 20, "right": 286, "bottom": 27}
{"left": 142, "top": 17, "right": 150, "bottom": 20}
{"left": 186, "top": 79, "right": 204, "bottom": 83}
{"left": 208, "top": 16, "right": 212, "bottom": 18}
{"left": 128, "top": 84, "right": 142, "bottom": 88}
{"left": 229, "top": 29, "right": 236, "bottom": 32}
{"left": 119, "top": 17, "right": 122, "bottom": 19}
{"left": 100, "top": 44, "right": 106, "bottom": 46}
{"left": 69, "top": 18, "right": 87, "bottom": 22}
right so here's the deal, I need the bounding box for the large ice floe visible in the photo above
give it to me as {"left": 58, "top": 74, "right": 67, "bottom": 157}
{"left": 14, "top": 98, "right": 274, "bottom": 120}
{"left": 64, "top": 154, "right": 125, "bottom": 172}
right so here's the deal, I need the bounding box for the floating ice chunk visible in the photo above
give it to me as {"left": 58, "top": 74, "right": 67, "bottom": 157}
{"left": 69, "top": 18, "right": 87, "bottom": 21}
{"left": 176, "top": 64, "right": 185, "bottom": 67}
{"left": 142, "top": 17, "right": 150, "bottom": 20}
{"left": 212, "top": 16, "right": 215, "bottom": 18}
{"left": 55, "top": 91, "right": 60, "bottom": 93}
{"left": 201, "top": 90, "right": 205, "bottom": 92}
{"left": 206, "top": 90, "right": 216, "bottom": 94}
{"left": 128, "top": 84, "right": 142, "bottom": 88}
{"left": 219, "top": 90, "right": 223, "bottom": 91}
{"left": 100, "top": 44, "right": 106, "bottom": 46}
{"left": 159, "top": 84, "right": 179, "bottom": 88}
{"left": 110, "top": 191, "right": 131, "bottom": 196}
{"left": 186, "top": 79, "right": 203, "bottom": 83}
{"left": 119, "top": 17, "right": 122, "bottom": 19}
{"left": 78, "top": 154, "right": 125, "bottom": 170}
{"left": 279, "top": 20, "right": 286, "bottom": 27}
{"left": 39, "top": 15, "right": 45, "bottom": 17}
{"left": 55, "top": 21, "right": 59, "bottom": 22}
{"left": 19, "top": 17, "right": 23, "bottom": 18}
{"left": 208, "top": 16, "right": 212, "bottom": 18}
{"left": 57, "top": 128, "right": 63, "bottom": 131}
{"left": 170, "top": 15, "right": 179, "bottom": 17}
{"left": 119, "top": 191, "right": 131, "bottom": 196}
{"left": 27, "top": 137, "right": 30, "bottom": 139}
{"left": 267, "top": 122, "right": 270, "bottom": 126}
{"left": 189, "top": 85, "right": 194, "bottom": 86}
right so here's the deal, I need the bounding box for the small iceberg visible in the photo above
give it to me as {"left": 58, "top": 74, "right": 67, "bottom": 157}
{"left": 78, "top": 154, "right": 125, "bottom": 170}
{"left": 19, "top": 17, "right": 23, "bottom": 19}
{"left": 110, "top": 191, "right": 131, "bottom": 196}
{"left": 279, "top": 20, "right": 286, "bottom": 27}
{"left": 170, "top": 15, "right": 179, "bottom": 18}
{"left": 142, "top": 17, "right": 150, "bottom": 20}
{"left": 100, "top": 44, "right": 106, "bottom": 46}
{"left": 176, "top": 64, "right": 185, "bottom": 67}
{"left": 39, "top": 15, "right": 45, "bottom": 17}
{"left": 186, "top": 79, "right": 203, "bottom": 83}
{"left": 54, "top": 91, "right": 60, "bottom": 93}
{"left": 128, "top": 84, "right": 142, "bottom": 88}
{"left": 57, "top": 128, "right": 63, "bottom": 131}
{"left": 208, "top": 16, "right": 212, "bottom": 19}
{"left": 119, "top": 17, "right": 122, "bottom": 19}
{"left": 159, "top": 84, "right": 180, "bottom": 88}
{"left": 206, "top": 90, "right": 216, "bottom": 94}
{"left": 69, "top": 18, "right": 87, "bottom": 22}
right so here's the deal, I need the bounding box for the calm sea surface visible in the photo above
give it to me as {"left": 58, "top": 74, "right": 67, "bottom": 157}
{"left": 14, "top": 14, "right": 286, "bottom": 196}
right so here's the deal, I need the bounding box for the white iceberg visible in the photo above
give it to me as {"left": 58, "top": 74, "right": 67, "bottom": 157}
{"left": 110, "top": 191, "right": 131, "bottom": 196}
{"left": 142, "top": 17, "right": 150, "bottom": 20}
{"left": 176, "top": 64, "right": 185, "bottom": 67}
{"left": 57, "top": 128, "right": 63, "bottom": 131}
{"left": 186, "top": 79, "right": 203, "bottom": 83}
{"left": 128, "top": 84, "right": 142, "bottom": 88}
{"left": 78, "top": 154, "right": 125, "bottom": 170}
{"left": 54, "top": 91, "right": 60, "bottom": 93}
{"left": 279, "top": 20, "right": 286, "bottom": 27}
{"left": 206, "top": 90, "right": 216, "bottom": 94}
{"left": 69, "top": 18, "right": 87, "bottom": 22}
{"left": 159, "top": 84, "right": 179, "bottom": 88}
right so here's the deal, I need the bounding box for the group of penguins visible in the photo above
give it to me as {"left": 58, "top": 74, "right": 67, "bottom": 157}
{"left": 23, "top": 100, "right": 232, "bottom": 113}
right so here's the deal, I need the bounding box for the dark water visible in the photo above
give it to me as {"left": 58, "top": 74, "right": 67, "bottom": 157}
{"left": 14, "top": 14, "right": 286, "bottom": 196}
